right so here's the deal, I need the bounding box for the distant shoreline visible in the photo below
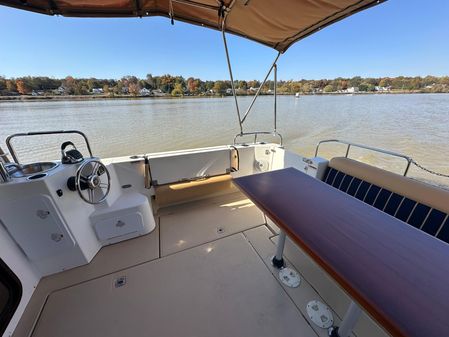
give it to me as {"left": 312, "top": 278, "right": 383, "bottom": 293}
{"left": 0, "top": 91, "right": 447, "bottom": 102}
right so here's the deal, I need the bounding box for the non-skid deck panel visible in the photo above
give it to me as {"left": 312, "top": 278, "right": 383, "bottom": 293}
{"left": 159, "top": 192, "right": 265, "bottom": 256}
{"left": 32, "top": 234, "right": 318, "bottom": 337}
{"left": 12, "top": 225, "right": 160, "bottom": 337}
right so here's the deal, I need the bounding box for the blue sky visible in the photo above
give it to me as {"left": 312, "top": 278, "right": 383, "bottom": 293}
{"left": 0, "top": 0, "right": 448, "bottom": 80}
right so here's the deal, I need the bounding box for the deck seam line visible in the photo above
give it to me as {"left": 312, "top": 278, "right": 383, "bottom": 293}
{"left": 242, "top": 230, "right": 333, "bottom": 337}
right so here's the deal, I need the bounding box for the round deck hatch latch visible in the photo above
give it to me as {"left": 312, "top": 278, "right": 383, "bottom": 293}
{"left": 279, "top": 267, "right": 301, "bottom": 288}
{"left": 306, "top": 300, "right": 334, "bottom": 329}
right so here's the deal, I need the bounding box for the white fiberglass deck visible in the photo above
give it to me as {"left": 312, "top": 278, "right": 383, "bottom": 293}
{"left": 17, "top": 192, "right": 387, "bottom": 337}
{"left": 33, "top": 234, "right": 316, "bottom": 337}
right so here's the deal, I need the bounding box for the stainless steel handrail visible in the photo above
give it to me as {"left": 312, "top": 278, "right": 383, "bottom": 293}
{"left": 6, "top": 130, "right": 94, "bottom": 164}
{"left": 315, "top": 139, "right": 413, "bottom": 176}
{"left": 234, "top": 131, "right": 283, "bottom": 146}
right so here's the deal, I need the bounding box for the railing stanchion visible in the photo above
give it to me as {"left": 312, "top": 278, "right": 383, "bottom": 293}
{"left": 272, "top": 231, "right": 286, "bottom": 269}
{"left": 329, "top": 301, "right": 362, "bottom": 337}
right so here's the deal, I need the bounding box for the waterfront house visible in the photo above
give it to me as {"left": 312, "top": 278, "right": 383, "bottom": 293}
{"left": 347, "top": 87, "right": 359, "bottom": 93}
{"left": 139, "top": 88, "right": 152, "bottom": 96}
{"left": 92, "top": 88, "right": 104, "bottom": 94}
{"left": 56, "top": 86, "right": 66, "bottom": 95}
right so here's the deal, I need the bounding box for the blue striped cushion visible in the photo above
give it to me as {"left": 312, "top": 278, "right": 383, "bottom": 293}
{"left": 322, "top": 167, "right": 449, "bottom": 245}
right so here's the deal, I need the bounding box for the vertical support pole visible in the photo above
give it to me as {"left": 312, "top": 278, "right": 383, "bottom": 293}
{"left": 274, "top": 63, "right": 277, "bottom": 132}
{"left": 345, "top": 144, "right": 351, "bottom": 158}
{"left": 221, "top": 27, "right": 243, "bottom": 135}
{"left": 272, "top": 230, "right": 286, "bottom": 268}
{"left": 329, "top": 301, "right": 362, "bottom": 337}
{"left": 404, "top": 159, "right": 412, "bottom": 176}
{"left": 0, "top": 147, "right": 10, "bottom": 163}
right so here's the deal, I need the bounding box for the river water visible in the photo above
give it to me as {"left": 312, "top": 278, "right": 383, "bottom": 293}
{"left": 1, "top": 94, "right": 448, "bottom": 186}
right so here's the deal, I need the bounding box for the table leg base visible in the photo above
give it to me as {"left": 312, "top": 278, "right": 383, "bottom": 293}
{"left": 271, "top": 256, "right": 285, "bottom": 269}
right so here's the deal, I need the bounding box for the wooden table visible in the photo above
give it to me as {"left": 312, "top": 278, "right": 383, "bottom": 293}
{"left": 234, "top": 168, "right": 449, "bottom": 337}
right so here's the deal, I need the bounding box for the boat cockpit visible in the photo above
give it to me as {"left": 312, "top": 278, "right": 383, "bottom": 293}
{"left": 1, "top": 1, "right": 449, "bottom": 337}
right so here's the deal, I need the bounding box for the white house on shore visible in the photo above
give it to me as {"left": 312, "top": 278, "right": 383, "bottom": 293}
{"left": 346, "top": 87, "right": 359, "bottom": 93}
{"left": 139, "top": 88, "right": 152, "bottom": 96}
{"left": 56, "top": 86, "right": 65, "bottom": 95}
{"left": 92, "top": 88, "right": 104, "bottom": 94}
{"left": 375, "top": 86, "right": 391, "bottom": 92}
{"left": 152, "top": 89, "right": 167, "bottom": 97}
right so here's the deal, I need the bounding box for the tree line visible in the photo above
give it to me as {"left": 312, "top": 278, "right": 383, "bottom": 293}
{"left": 0, "top": 74, "right": 448, "bottom": 97}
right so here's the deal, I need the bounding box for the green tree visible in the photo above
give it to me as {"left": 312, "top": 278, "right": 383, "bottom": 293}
{"left": 349, "top": 76, "right": 362, "bottom": 88}
{"left": 301, "top": 83, "right": 312, "bottom": 93}
{"left": 358, "top": 82, "right": 369, "bottom": 91}
{"left": 323, "top": 85, "right": 334, "bottom": 93}
{"left": 171, "top": 83, "right": 184, "bottom": 96}
{"left": 247, "top": 80, "right": 260, "bottom": 89}
{"left": 146, "top": 74, "right": 154, "bottom": 89}
{"left": 0, "top": 77, "right": 6, "bottom": 91}
{"left": 238, "top": 80, "right": 248, "bottom": 90}
{"left": 379, "top": 78, "right": 392, "bottom": 88}
{"left": 6, "top": 80, "right": 17, "bottom": 93}
{"left": 213, "top": 81, "right": 227, "bottom": 94}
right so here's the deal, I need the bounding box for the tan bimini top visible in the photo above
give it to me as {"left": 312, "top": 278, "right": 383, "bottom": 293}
{"left": 0, "top": 0, "right": 384, "bottom": 52}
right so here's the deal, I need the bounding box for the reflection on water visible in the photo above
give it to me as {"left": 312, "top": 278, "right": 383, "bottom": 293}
{"left": 1, "top": 94, "right": 448, "bottom": 187}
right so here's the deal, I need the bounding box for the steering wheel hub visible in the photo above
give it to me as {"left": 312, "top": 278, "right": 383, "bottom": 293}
{"left": 88, "top": 175, "right": 101, "bottom": 189}
{"left": 74, "top": 159, "right": 111, "bottom": 204}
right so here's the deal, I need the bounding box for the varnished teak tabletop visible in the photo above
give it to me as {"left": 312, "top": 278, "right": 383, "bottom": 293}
{"left": 234, "top": 168, "right": 449, "bottom": 337}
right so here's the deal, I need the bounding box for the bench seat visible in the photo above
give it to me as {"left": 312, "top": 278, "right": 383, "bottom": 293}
{"left": 323, "top": 157, "right": 449, "bottom": 244}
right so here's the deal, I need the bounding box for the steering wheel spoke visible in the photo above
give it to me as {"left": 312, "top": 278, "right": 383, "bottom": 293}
{"left": 99, "top": 182, "right": 108, "bottom": 189}
{"left": 92, "top": 162, "right": 100, "bottom": 174}
{"left": 87, "top": 188, "right": 94, "bottom": 203}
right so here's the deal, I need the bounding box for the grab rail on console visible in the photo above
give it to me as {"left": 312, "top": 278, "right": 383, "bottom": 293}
{"left": 6, "top": 130, "right": 94, "bottom": 164}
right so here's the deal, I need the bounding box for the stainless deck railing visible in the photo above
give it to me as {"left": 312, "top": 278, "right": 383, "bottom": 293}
{"left": 234, "top": 131, "right": 283, "bottom": 146}
{"left": 315, "top": 139, "right": 413, "bottom": 176}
